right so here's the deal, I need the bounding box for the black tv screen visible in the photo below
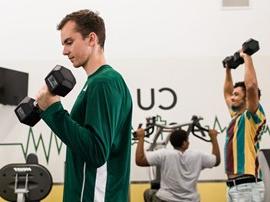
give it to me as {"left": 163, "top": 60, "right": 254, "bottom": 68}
{"left": 0, "top": 67, "right": 28, "bottom": 106}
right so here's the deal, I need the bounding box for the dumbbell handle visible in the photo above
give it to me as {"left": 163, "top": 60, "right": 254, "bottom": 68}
{"left": 242, "top": 38, "right": 259, "bottom": 55}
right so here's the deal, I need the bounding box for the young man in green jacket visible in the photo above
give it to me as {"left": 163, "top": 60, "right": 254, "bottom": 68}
{"left": 36, "top": 9, "right": 133, "bottom": 202}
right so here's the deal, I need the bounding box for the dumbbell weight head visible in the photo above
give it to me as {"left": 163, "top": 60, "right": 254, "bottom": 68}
{"left": 14, "top": 96, "right": 41, "bottom": 127}
{"left": 242, "top": 38, "right": 259, "bottom": 55}
{"left": 222, "top": 54, "right": 243, "bottom": 69}
{"left": 223, "top": 56, "right": 235, "bottom": 69}
{"left": 45, "top": 65, "right": 76, "bottom": 97}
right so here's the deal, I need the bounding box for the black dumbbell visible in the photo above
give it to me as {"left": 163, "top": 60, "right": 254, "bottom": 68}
{"left": 14, "top": 65, "right": 76, "bottom": 126}
{"left": 222, "top": 52, "right": 244, "bottom": 69}
{"left": 222, "top": 38, "right": 259, "bottom": 69}
{"left": 222, "top": 55, "right": 236, "bottom": 69}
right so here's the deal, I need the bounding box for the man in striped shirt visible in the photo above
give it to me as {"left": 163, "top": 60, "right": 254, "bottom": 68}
{"left": 223, "top": 50, "right": 266, "bottom": 202}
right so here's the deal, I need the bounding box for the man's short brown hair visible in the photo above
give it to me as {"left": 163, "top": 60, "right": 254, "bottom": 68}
{"left": 57, "top": 9, "right": 106, "bottom": 48}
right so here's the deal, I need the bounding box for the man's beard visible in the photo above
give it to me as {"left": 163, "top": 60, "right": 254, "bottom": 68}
{"left": 231, "top": 101, "right": 245, "bottom": 112}
{"left": 231, "top": 105, "right": 242, "bottom": 112}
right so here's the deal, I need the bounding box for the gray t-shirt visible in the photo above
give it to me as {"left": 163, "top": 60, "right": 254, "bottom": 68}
{"left": 146, "top": 148, "right": 216, "bottom": 202}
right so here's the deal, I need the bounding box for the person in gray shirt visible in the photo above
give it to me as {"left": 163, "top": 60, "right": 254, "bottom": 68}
{"left": 135, "top": 128, "right": 220, "bottom": 202}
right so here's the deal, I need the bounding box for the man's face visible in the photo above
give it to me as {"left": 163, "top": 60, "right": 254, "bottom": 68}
{"left": 60, "top": 21, "right": 91, "bottom": 68}
{"left": 231, "top": 86, "right": 246, "bottom": 112}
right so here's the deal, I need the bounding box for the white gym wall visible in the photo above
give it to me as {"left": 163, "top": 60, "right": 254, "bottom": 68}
{"left": 0, "top": 0, "right": 270, "bottom": 182}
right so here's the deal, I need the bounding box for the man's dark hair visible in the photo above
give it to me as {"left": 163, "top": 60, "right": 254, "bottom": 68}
{"left": 169, "top": 129, "right": 188, "bottom": 149}
{"left": 234, "top": 81, "right": 261, "bottom": 98}
{"left": 57, "top": 9, "right": 106, "bottom": 48}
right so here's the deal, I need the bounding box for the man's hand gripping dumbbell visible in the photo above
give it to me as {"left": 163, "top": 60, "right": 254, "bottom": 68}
{"left": 15, "top": 65, "right": 76, "bottom": 126}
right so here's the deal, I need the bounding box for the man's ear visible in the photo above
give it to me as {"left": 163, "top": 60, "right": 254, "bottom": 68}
{"left": 88, "top": 32, "right": 97, "bottom": 46}
{"left": 183, "top": 139, "right": 189, "bottom": 149}
{"left": 180, "top": 140, "right": 187, "bottom": 149}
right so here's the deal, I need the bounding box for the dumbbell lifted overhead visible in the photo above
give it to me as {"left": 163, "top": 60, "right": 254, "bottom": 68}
{"left": 222, "top": 38, "right": 259, "bottom": 69}
{"left": 15, "top": 65, "right": 76, "bottom": 127}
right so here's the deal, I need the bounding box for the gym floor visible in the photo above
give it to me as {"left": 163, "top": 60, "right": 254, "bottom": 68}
{"left": 0, "top": 181, "right": 227, "bottom": 202}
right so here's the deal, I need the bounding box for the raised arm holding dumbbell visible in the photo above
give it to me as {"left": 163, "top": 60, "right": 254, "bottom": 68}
{"left": 222, "top": 38, "right": 259, "bottom": 69}
{"left": 222, "top": 39, "right": 266, "bottom": 202}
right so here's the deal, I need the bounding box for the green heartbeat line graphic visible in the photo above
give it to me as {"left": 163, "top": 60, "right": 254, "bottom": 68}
{"left": 0, "top": 128, "right": 63, "bottom": 164}
{"left": 205, "top": 116, "right": 227, "bottom": 133}
{"left": 0, "top": 116, "right": 269, "bottom": 161}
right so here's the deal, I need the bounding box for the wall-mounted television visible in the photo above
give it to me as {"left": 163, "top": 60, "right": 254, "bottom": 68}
{"left": 0, "top": 67, "right": 28, "bottom": 106}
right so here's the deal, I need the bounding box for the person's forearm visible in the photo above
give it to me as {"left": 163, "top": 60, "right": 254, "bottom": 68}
{"left": 243, "top": 55, "right": 260, "bottom": 113}
{"left": 243, "top": 56, "right": 258, "bottom": 90}
{"left": 211, "top": 137, "right": 220, "bottom": 166}
{"left": 135, "top": 137, "right": 147, "bottom": 166}
{"left": 224, "top": 68, "right": 233, "bottom": 98}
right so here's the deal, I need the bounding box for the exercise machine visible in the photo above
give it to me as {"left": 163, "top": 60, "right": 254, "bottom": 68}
{"left": 0, "top": 154, "right": 52, "bottom": 202}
